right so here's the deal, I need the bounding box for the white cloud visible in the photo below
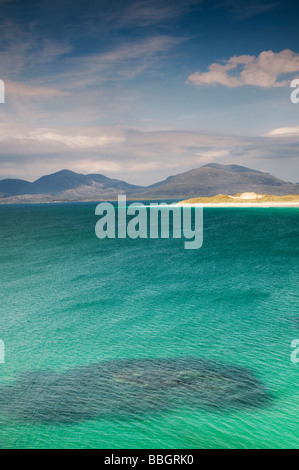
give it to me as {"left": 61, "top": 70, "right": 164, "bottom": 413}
{"left": 0, "top": 124, "right": 298, "bottom": 183}
{"left": 195, "top": 149, "right": 230, "bottom": 159}
{"left": 0, "top": 125, "right": 125, "bottom": 150}
{"left": 264, "top": 125, "right": 299, "bottom": 137}
{"left": 187, "top": 50, "right": 299, "bottom": 88}
{"left": 27, "top": 130, "right": 124, "bottom": 149}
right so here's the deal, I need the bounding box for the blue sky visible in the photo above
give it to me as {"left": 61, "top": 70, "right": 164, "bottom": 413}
{"left": 0, "top": 0, "right": 299, "bottom": 183}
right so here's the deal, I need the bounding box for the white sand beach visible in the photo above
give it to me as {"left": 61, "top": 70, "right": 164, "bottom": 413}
{"left": 177, "top": 202, "right": 299, "bottom": 208}
{"left": 176, "top": 192, "right": 299, "bottom": 208}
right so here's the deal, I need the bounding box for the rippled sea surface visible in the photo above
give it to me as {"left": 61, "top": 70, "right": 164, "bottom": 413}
{"left": 0, "top": 202, "right": 298, "bottom": 448}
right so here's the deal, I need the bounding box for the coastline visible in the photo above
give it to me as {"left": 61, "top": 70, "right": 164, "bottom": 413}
{"left": 176, "top": 202, "right": 299, "bottom": 208}
{"left": 175, "top": 192, "right": 299, "bottom": 208}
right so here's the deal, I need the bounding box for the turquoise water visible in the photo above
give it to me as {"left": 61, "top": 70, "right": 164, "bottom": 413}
{"left": 0, "top": 202, "right": 298, "bottom": 449}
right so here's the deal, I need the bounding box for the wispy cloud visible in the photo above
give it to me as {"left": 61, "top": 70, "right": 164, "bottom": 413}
{"left": 95, "top": 0, "right": 200, "bottom": 29}
{"left": 1, "top": 123, "right": 298, "bottom": 183}
{"left": 218, "top": 0, "right": 278, "bottom": 20}
{"left": 0, "top": 19, "right": 73, "bottom": 78}
{"left": 187, "top": 50, "right": 299, "bottom": 88}
{"left": 61, "top": 35, "right": 183, "bottom": 85}
{"left": 5, "top": 80, "right": 69, "bottom": 98}
{"left": 265, "top": 125, "right": 299, "bottom": 136}
{"left": 0, "top": 0, "right": 298, "bottom": 184}
{"left": 0, "top": 124, "right": 125, "bottom": 150}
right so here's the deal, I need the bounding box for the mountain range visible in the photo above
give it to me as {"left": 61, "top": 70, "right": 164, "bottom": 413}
{"left": 0, "top": 163, "right": 298, "bottom": 203}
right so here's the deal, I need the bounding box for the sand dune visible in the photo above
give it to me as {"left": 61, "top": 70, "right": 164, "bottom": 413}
{"left": 178, "top": 192, "right": 299, "bottom": 207}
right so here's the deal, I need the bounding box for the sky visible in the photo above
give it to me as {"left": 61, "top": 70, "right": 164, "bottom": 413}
{"left": 0, "top": 0, "right": 299, "bottom": 184}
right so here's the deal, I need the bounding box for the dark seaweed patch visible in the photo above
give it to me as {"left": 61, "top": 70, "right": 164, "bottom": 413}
{"left": 0, "top": 357, "right": 270, "bottom": 424}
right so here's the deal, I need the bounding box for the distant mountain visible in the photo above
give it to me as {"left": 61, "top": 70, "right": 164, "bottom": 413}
{"left": 201, "top": 163, "right": 264, "bottom": 173}
{"left": 0, "top": 164, "right": 298, "bottom": 203}
{"left": 133, "top": 163, "right": 299, "bottom": 198}
{"left": 0, "top": 169, "right": 142, "bottom": 202}
{"left": 25, "top": 169, "right": 89, "bottom": 194}
{"left": 0, "top": 178, "right": 30, "bottom": 197}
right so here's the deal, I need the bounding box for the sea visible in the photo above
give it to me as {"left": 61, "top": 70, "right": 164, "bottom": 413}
{"left": 0, "top": 201, "right": 298, "bottom": 449}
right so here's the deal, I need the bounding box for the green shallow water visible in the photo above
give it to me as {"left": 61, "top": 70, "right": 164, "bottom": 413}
{"left": 0, "top": 202, "right": 298, "bottom": 448}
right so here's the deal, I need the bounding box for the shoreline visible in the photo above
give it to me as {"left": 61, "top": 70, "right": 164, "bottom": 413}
{"left": 0, "top": 200, "right": 299, "bottom": 208}
{"left": 176, "top": 202, "right": 299, "bottom": 208}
